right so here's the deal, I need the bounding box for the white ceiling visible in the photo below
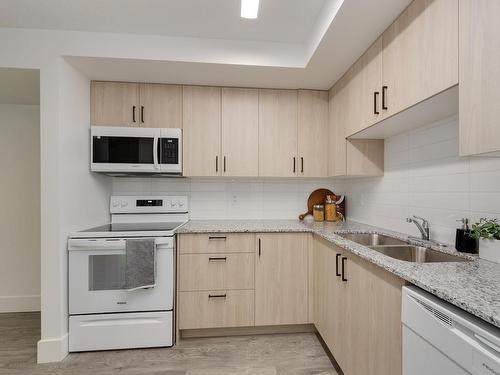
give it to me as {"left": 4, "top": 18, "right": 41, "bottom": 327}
{"left": 0, "top": 0, "right": 327, "bottom": 44}
{"left": 0, "top": 68, "right": 39, "bottom": 105}
{"left": 0, "top": 0, "right": 412, "bottom": 89}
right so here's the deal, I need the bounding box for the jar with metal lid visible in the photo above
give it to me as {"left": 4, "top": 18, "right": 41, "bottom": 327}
{"left": 313, "top": 204, "right": 325, "bottom": 222}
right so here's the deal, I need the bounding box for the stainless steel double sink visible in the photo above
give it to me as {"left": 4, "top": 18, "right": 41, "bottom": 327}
{"left": 338, "top": 233, "right": 469, "bottom": 263}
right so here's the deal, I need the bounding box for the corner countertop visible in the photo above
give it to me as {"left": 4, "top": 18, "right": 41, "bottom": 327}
{"left": 177, "top": 219, "right": 500, "bottom": 329}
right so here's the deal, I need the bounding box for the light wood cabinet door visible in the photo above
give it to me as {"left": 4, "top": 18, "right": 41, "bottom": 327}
{"left": 255, "top": 233, "right": 309, "bottom": 326}
{"left": 139, "top": 84, "right": 182, "bottom": 128}
{"left": 346, "top": 36, "right": 384, "bottom": 136}
{"left": 221, "top": 88, "right": 259, "bottom": 176}
{"left": 382, "top": 0, "right": 458, "bottom": 117}
{"left": 459, "top": 0, "right": 500, "bottom": 156}
{"left": 182, "top": 86, "right": 221, "bottom": 176}
{"left": 91, "top": 81, "right": 139, "bottom": 126}
{"left": 178, "top": 290, "right": 254, "bottom": 329}
{"left": 258, "top": 89, "right": 298, "bottom": 177}
{"left": 298, "top": 90, "right": 328, "bottom": 177}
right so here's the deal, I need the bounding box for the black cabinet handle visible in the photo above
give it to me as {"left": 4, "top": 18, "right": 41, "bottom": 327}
{"left": 374, "top": 92, "right": 380, "bottom": 115}
{"left": 335, "top": 253, "right": 342, "bottom": 276}
{"left": 341, "top": 257, "right": 347, "bottom": 282}
{"left": 223, "top": 156, "right": 226, "bottom": 173}
{"left": 208, "top": 293, "right": 227, "bottom": 299}
{"left": 293, "top": 157, "right": 296, "bottom": 173}
{"left": 216, "top": 156, "right": 218, "bottom": 173}
{"left": 258, "top": 238, "right": 261, "bottom": 257}
{"left": 382, "top": 86, "right": 388, "bottom": 110}
{"left": 208, "top": 236, "right": 227, "bottom": 240}
{"left": 301, "top": 157, "right": 304, "bottom": 173}
{"left": 141, "top": 105, "right": 145, "bottom": 123}
{"left": 132, "top": 106, "right": 136, "bottom": 122}
{"left": 208, "top": 257, "right": 227, "bottom": 262}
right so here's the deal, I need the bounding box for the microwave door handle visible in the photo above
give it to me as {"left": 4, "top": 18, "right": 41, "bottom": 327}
{"left": 153, "top": 137, "right": 159, "bottom": 170}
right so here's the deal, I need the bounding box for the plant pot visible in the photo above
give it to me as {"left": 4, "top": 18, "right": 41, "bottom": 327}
{"left": 479, "top": 238, "right": 500, "bottom": 264}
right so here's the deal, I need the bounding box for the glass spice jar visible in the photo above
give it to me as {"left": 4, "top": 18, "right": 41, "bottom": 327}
{"left": 313, "top": 204, "right": 325, "bottom": 222}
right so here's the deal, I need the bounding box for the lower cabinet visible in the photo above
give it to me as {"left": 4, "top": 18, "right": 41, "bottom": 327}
{"left": 313, "top": 236, "right": 406, "bottom": 375}
{"left": 178, "top": 232, "right": 311, "bottom": 331}
{"left": 255, "top": 233, "right": 310, "bottom": 326}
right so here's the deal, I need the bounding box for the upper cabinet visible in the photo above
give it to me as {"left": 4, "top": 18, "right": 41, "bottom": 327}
{"left": 381, "top": 0, "right": 458, "bottom": 119}
{"left": 328, "top": 70, "right": 384, "bottom": 177}
{"left": 298, "top": 90, "right": 329, "bottom": 178}
{"left": 182, "top": 86, "right": 222, "bottom": 177}
{"left": 222, "top": 88, "right": 259, "bottom": 177}
{"left": 91, "top": 81, "right": 139, "bottom": 127}
{"left": 91, "top": 81, "right": 182, "bottom": 128}
{"left": 139, "top": 84, "right": 182, "bottom": 128}
{"left": 258, "top": 89, "right": 298, "bottom": 177}
{"left": 459, "top": 0, "right": 500, "bottom": 157}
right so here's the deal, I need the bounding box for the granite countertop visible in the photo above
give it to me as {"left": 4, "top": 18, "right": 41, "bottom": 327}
{"left": 177, "top": 219, "right": 500, "bottom": 329}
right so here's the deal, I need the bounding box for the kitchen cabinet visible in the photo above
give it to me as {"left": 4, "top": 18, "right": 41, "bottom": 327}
{"left": 328, "top": 80, "right": 384, "bottom": 177}
{"left": 91, "top": 81, "right": 182, "bottom": 128}
{"left": 221, "top": 88, "right": 259, "bottom": 176}
{"left": 313, "top": 236, "right": 405, "bottom": 375}
{"left": 182, "top": 86, "right": 222, "bottom": 177}
{"left": 459, "top": 0, "right": 500, "bottom": 156}
{"left": 177, "top": 233, "right": 255, "bottom": 330}
{"left": 382, "top": 0, "right": 458, "bottom": 119}
{"left": 297, "top": 90, "right": 328, "bottom": 177}
{"left": 255, "top": 233, "right": 309, "bottom": 326}
{"left": 138, "top": 84, "right": 182, "bottom": 128}
{"left": 345, "top": 37, "right": 384, "bottom": 136}
{"left": 258, "top": 89, "right": 298, "bottom": 177}
{"left": 91, "top": 81, "right": 139, "bottom": 127}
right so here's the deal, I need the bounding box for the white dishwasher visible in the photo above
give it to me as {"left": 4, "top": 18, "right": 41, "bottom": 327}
{"left": 402, "top": 286, "right": 500, "bottom": 375}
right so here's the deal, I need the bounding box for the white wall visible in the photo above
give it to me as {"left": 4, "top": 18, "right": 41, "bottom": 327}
{"left": 113, "top": 178, "right": 346, "bottom": 220}
{"left": 343, "top": 116, "right": 500, "bottom": 245}
{"left": 0, "top": 104, "right": 40, "bottom": 312}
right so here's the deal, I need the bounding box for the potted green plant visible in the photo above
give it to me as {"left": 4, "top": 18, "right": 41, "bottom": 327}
{"left": 471, "top": 218, "right": 500, "bottom": 263}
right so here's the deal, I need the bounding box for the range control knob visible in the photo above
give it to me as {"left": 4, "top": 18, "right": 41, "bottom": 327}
{"left": 112, "top": 200, "right": 119, "bottom": 208}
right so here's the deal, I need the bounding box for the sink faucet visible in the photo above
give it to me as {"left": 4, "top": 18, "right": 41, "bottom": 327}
{"left": 406, "top": 216, "right": 430, "bottom": 241}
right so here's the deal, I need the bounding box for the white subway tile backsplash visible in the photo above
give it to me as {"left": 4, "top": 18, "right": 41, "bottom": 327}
{"left": 342, "top": 116, "right": 500, "bottom": 245}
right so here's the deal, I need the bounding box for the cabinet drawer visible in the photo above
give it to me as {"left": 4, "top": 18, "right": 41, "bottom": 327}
{"left": 179, "top": 233, "right": 255, "bottom": 254}
{"left": 178, "top": 290, "right": 254, "bottom": 329}
{"left": 179, "top": 253, "right": 254, "bottom": 291}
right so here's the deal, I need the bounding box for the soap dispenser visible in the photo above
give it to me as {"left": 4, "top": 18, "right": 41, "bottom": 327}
{"left": 455, "top": 218, "right": 478, "bottom": 254}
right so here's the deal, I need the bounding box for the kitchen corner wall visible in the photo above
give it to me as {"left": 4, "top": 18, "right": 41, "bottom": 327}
{"left": 112, "top": 178, "right": 347, "bottom": 220}
{"left": 342, "top": 116, "right": 500, "bottom": 245}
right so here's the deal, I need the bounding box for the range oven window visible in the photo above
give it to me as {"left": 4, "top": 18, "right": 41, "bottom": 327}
{"left": 88, "top": 254, "right": 126, "bottom": 291}
{"left": 93, "top": 136, "right": 154, "bottom": 164}
{"left": 158, "top": 138, "right": 179, "bottom": 165}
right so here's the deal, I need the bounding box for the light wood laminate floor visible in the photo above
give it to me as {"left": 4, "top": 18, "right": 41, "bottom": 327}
{"left": 0, "top": 312, "right": 339, "bottom": 375}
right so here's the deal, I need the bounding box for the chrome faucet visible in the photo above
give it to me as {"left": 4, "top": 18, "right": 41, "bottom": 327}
{"left": 406, "top": 216, "right": 430, "bottom": 241}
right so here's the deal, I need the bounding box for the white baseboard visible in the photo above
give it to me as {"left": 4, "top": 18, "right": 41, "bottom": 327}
{"left": 0, "top": 295, "right": 40, "bottom": 313}
{"left": 37, "top": 333, "right": 68, "bottom": 363}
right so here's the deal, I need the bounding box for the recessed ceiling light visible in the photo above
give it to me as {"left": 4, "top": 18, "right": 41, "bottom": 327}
{"left": 241, "top": 0, "right": 260, "bottom": 19}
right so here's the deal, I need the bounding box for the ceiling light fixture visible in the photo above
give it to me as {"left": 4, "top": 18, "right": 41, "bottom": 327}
{"left": 241, "top": 0, "right": 260, "bottom": 19}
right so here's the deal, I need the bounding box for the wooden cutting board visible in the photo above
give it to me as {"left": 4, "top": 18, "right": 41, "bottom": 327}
{"left": 299, "top": 189, "right": 335, "bottom": 220}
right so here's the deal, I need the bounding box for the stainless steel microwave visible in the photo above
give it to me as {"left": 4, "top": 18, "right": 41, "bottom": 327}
{"left": 90, "top": 127, "right": 182, "bottom": 176}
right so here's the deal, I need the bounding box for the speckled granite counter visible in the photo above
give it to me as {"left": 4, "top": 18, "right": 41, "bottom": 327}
{"left": 177, "top": 219, "right": 500, "bottom": 329}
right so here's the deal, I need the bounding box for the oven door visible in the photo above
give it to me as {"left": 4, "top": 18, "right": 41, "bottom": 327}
{"left": 91, "top": 127, "right": 161, "bottom": 173}
{"left": 68, "top": 237, "right": 173, "bottom": 315}
{"left": 158, "top": 128, "right": 182, "bottom": 174}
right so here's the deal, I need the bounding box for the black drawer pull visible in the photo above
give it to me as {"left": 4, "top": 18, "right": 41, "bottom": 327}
{"left": 335, "top": 253, "right": 342, "bottom": 277}
{"left": 208, "top": 236, "right": 227, "bottom": 240}
{"left": 341, "top": 256, "right": 348, "bottom": 282}
{"left": 208, "top": 293, "right": 227, "bottom": 299}
{"left": 208, "top": 257, "right": 227, "bottom": 262}
{"left": 374, "top": 92, "right": 380, "bottom": 115}
{"left": 132, "top": 106, "right": 136, "bottom": 122}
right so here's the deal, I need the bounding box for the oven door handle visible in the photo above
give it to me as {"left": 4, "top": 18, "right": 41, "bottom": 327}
{"left": 68, "top": 239, "right": 126, "bottom": 251}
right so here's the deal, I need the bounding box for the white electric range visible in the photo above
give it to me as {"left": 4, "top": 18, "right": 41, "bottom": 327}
{"left": 67, "top": 195, "right": 188, "bottom": 352}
